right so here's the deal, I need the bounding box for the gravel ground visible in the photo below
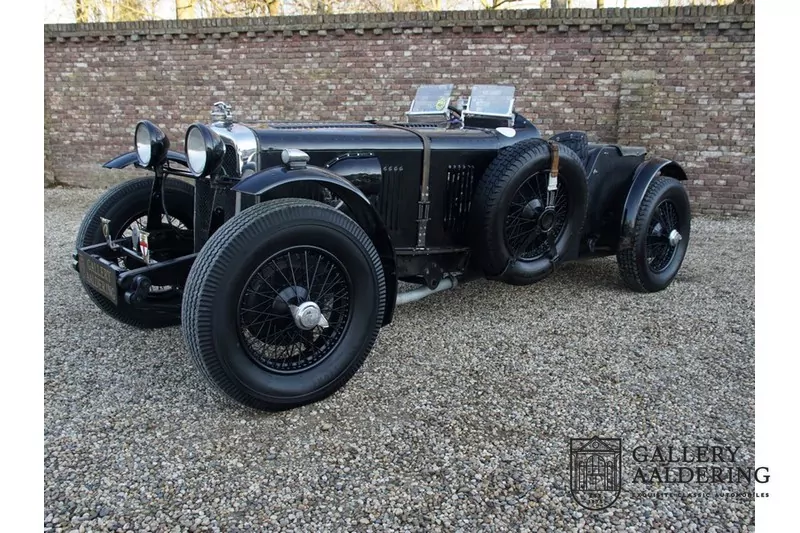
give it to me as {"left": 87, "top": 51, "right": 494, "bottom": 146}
{"left": 44, "top": 188, "right": 755, "bottom": 532}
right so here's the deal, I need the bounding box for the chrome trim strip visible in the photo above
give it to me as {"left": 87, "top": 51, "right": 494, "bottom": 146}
{"left": 209, "top": 122, "right": 259, "bottom": 176}
{"left": 235, "top": 191, "right": 242, "bottom": 214}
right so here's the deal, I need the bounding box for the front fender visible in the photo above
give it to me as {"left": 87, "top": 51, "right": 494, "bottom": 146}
{"left": 102, "top": 150, "right": 188, "bottom": 169}
{"left": 619, "top": 157, "right": 687, "bottom": 250}
{"left": 232, "top": 165, "right": 398, "bottom": 326}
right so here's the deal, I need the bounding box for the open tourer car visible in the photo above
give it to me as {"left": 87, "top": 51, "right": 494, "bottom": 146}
{"left": 73, "top": 84, "right": 691, "bottom": 411}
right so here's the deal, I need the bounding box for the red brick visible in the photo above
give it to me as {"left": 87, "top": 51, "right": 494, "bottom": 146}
{"left": 43, "top": 6, "right": 754, "bottom": 215}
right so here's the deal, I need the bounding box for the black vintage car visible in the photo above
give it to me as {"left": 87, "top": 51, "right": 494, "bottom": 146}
{"left": 73, "top": 85, "right": 690, "bottom": 411}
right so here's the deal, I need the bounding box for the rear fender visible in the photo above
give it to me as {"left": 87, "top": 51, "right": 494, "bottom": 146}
{"left": 232, "top": 165, "right": 398, "bottom": 326}
{"left": 102, "top": 150, "right": 189, "bottom": 169}
{"left": 619, "top": 158, "right": 688, "bottom": 250}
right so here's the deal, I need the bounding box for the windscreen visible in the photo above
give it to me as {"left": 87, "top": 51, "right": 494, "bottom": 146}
{"left": 467, "top": 85, "right": 515, "bottom": 116}
{"left": 408, "top": 84, "right": 454, "bottom": 114}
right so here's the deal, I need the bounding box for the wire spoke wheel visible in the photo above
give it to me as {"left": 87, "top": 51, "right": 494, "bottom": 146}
{"left": 117, "top": 214, "right": 189, "bottom": 239}
{"left": 504, "top": 169, "right": 569, "bottom": 260}
{"left": 471, "top": 139, "right": 587, "bottom": 285}
{"left": 182, "top": 199, "right": 384, "bottom": 411}
{"left": 237, "top": 246, "right": 352, "bottom": 374}
{"left": 646, "top": 199, "right": 680, "bottom": 273}
{"left": 616, "top": 175, "right": 691, "bottom": 293}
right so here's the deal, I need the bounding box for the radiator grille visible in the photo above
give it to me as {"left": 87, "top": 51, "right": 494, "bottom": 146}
{"left": 443, "top": 164, "right": 475, "bottom": 236}
{"left": 221, "top": 144, "right": 238, "bottom": 178}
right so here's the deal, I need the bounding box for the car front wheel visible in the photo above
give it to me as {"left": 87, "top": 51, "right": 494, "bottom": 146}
{"left": 181, "top": 198, "right": 386, "bottom": 411}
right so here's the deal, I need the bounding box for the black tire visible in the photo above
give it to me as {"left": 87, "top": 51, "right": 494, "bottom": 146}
{"left": 470, "top": 139, "right": 588, "bottom": 285}
{"left": 617, "top": 176, "right": 691, "bottom": 292}
{"left": 181, "top": 198, "right": 386, "bottom": 411}
{"left": 75, "top": 176, "right": 195, "bottom": 328}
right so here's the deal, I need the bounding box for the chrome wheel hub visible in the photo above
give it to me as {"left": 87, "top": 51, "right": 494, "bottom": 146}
{"left": 668, "top": 229, "right": 682, "bottom": 247}
{"left": 289, "top": 301, "right": 329, "bottom": 331}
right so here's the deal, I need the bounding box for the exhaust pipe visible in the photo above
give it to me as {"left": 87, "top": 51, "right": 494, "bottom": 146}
{"left": 395, "top": 276, "right": 457, "bottom": 306}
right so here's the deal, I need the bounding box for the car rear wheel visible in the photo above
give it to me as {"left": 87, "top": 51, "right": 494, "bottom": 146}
{"left": 75, "top": 176, "right": 194, "bottom": 328}
{"left": 617, "top": 176, "right": 691, "bottom": 292}
{"left": 181, "top": 198, "right": 385, "bottom": 411}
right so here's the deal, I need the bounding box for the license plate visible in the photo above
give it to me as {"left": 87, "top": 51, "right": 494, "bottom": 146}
{"left": 78, "top": 251, "right": 118, "bottom": 305}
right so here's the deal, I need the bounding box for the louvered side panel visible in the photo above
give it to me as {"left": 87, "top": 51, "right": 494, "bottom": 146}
{"left": 443, "top": 164, "right": 475, "bottom": 239}
{"left": 377, "top": 165, "right": 404, "bottom": 234}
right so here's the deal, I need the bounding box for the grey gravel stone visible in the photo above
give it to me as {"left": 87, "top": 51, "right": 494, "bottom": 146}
{"left": 45, "top": 188, "right": 755, "bottom": 531}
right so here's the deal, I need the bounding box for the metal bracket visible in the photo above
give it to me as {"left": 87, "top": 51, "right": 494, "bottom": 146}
{"left": 146, "top": 167, "right": 165, "bottom": 232}
{"left": 416, "top": 200, "right": 430, "bottom": 249}
{"left": 421, "top": 261, "right": 444, "bottom": 290}
{"left": 100, "top": 217, "right": 119, "bottom": 250}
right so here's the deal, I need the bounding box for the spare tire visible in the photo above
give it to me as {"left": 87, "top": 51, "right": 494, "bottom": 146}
{"left": 470, "top": 139, "right": 588, "bottom": 285}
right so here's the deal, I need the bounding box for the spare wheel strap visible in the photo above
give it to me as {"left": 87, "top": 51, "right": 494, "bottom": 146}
{"left": 547, "top": 140, "right": 560, "bottom": 207}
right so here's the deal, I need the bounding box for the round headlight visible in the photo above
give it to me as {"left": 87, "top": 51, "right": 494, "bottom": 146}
{"left": 185, "top": 124, "right": 225, "bottom": 177}
{"left": 134, "top": 120, "right": 169, "bottom": 168}
{"left": 186, "top": 127, "right": 207, "bottom": 175}
{"left": 135, "top": 125, "right": 152, "bottom": 166}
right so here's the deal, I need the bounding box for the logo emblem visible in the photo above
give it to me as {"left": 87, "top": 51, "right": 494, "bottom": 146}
{"left": 138, "top": 230, "right": 150, "bottom": 264}
{"left": 570, "top": 437, "right": 622, "bottom": 510}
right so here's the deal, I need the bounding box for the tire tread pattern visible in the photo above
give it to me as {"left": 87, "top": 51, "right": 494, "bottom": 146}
{"left": 470, "top": 138, "right": 585, "bottom": 281}
{"left": 181, "top": 198, "right": 386, "bottom": 410}
{"left": 617, "top": 175, "right": 684, "bottom": 292}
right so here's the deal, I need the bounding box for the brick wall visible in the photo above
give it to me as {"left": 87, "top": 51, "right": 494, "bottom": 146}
{"left": 44, "top": 5, "right": 754, "bottom": 215}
